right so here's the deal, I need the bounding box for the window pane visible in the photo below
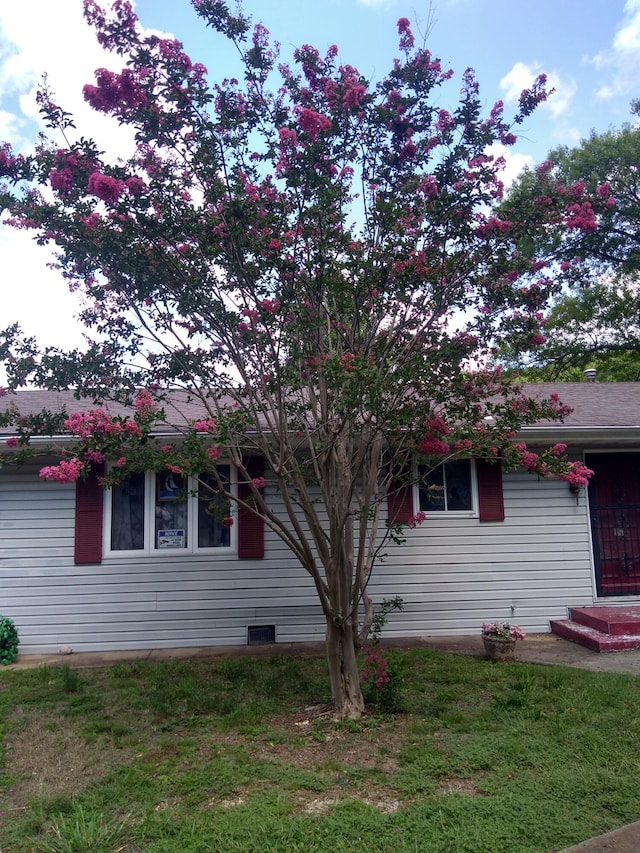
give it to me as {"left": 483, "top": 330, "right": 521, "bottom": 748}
{"left": 419, "top": 465, "right": 445, "bottom": 511}
{"left": 155, "top": 471, "right": 188, "bottom": 549}
{"left": 198, "top": 468, "right": 231, "bottom": 548}
{"left": 111, "top": 472, "right": 145, "bottom": 550}
{"left": 445, "top": 460, "right": 472, "bottom": 510}
{"left": 419, "top": 461, "right": 472, "bottom": 512}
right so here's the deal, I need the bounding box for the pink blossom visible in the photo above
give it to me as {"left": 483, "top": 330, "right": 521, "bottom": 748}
{"left": 134, "top": 389, "right": 156, "bottom": 420}
{"left": 408, "top": 511, "right": 426, "bottom": 528}
{"left": 126, "top": 176, "right": 147, "bottom": 195}
{"left": 87, "top": 171, "right": 125, "bottom": 204}
{"left": 49, "top": 167, "right": 74, "bottom": 194}
{"left": 115, "top": 457, "right": 127, "bottom": 468}
{"left": 551, "top": 443, "right": 567, "bottom": 456}
{"left": 84, "top": 449, "right": 105, "bottom": 464}
{"left": 260, "top": 298, "right": 281, "bottom": 314}
{"left": 251, "top": 476, "right": 266, "bottom": 489}
{"left": 222, "top": 516, "right": 234, "bottom": 527}
{"left": 397, "top": 17, "right": 415, "bottom": 51}
{"left": 295, "top": 107, "right": 332, "bottom": 141}
{"left": 435, "top": 109, "right": 455, "bottom": 134}
{"left": 5, "top": 437, "right": 19, "bottom": 448}
{"left": 193, "top": 418, "right": 217, "bottom": 433}
{"left": 559, "top": 461, "right": 593, "bottom": 488}
{"left": 419, "top": 436, "right": 450, "bottom": 455}
{"left": 40, "top": 458, "right": 86, "bottom": 483}
{"left": 160, "top": 445, "right": 172, "bottom": 454}
{"left": 340, "top": 353, "right": 356, "bottom": 370}
{"left": 207, "top": 445, "right": 223, "bottom": 460}
{"left": 83, "top": 67, "right": 147, "bottom": 114}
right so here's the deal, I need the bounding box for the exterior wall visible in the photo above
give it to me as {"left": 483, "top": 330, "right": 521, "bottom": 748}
{"left": 1, "top": 464, "right": 595, "bottom": 653}
{"left": 377, "top": 469, "right": 595, "bottom": 638}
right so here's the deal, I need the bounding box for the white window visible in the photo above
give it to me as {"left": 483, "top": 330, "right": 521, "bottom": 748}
{"left": 417, "top": 459, "right": 475, "bottom": 514}
{"left": 105, "top": 466, "right": 235, "bottom": 555}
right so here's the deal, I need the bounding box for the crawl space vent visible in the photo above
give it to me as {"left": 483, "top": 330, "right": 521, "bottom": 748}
{"left": 247, "top": 624, "right": 276, "bottom": 645}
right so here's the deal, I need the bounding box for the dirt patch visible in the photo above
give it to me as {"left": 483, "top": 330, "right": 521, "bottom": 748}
{"left": 437, "top": 776, "right": 485, "bottom": 796}
{"left": 299, "top": 794, "right": 401, "bottom": 815}
{"left": 0, "top": 709, "right": 132, "bottom": 809}
{"left": 1, "top": 701, "right": 404, "bottom": 813}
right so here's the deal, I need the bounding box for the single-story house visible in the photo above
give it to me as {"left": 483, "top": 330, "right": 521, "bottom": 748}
{"left": 1, "top": 381, "right": 639, "bottom": 655}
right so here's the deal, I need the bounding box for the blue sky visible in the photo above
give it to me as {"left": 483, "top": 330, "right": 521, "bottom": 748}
{"left": 1, "top": 0, "right": 638, "bottom": 354}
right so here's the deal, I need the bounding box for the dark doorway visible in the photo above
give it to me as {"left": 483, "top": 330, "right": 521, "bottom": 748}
{"left": 587, "top": 453, "right": 640, "bottom": 596}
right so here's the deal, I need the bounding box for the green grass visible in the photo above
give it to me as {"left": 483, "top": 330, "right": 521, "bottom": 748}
{"left": 2, "top": 650, "right": 640, "bottom": 852}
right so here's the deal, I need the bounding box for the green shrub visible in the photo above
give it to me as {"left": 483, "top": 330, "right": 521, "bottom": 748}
{"left": 0, "top": 615, "right": 19, "bottom": 665}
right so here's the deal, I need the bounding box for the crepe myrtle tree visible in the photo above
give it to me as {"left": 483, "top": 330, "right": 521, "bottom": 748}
{"left": 0, "top": 1, "right": 594, "bottom": 717}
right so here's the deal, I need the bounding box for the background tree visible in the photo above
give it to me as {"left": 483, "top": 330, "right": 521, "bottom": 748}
{"left": 0, "top": 0, "right": 591, "bottom": 717}
{"left": 499, "top": 105, "right": 640, "bottom": 379}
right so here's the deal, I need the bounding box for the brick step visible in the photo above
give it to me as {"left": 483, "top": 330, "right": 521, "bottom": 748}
{"left": 568, "top": 605, "right": 640, "bottom": 636}
{"left": 550, "top": 619, "right": 640, "bottom": 653}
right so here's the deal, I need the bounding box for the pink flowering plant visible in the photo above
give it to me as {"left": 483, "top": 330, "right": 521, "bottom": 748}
{"left": 481, "top": 622, "right": 526, "bottom": 641}
{"left": 0, "top": 2, "right": 595, "bottom": 718}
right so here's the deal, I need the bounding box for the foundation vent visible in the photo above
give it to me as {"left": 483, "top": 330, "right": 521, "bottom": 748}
{"left": 247, "top": 624, "right": 276, "bottom": 645}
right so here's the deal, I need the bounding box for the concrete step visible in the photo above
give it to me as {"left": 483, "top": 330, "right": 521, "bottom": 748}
{"left": 568, "top": 605, "right": 640, "bottom": 636}
{"left": 550, "top": 618, "right": 640, "bottom": 652}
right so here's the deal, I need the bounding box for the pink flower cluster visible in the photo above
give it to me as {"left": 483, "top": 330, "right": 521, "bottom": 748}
{"left": 5, "top": 437, "right": 19, "bottom": 448}
{"left": 83, "top": 67, "right": 148, "bottom": 115}
{"left": 88, "top": 171, "right": 125, "bottom": 204}
{"left": 418, "top": 414, "right": 450, "bottom": 455}
{"left": 295, "top": 106, "right": 332, "bottom": 141}
{"left": 192, "top": 417, "right": 217, "bottom": 433}
{"left": 407, "top": 511, "right": 426, "bottom": 528}
{"left": 40, "top": 458, "right": 86, "bottom": 483}
{"left": 65, "top": 410, "right": 123, "bottom": 439}
{"left": 564, "top": 201, "right": 598, "bottom": 233}
{"left": 134, "top": 389, "right": 156, "bottom": 421}
{"left": 397, "top": 17, "right": 414, "bottom": 51}
{"left": 559, "top": 461, "right": 594, "bottom": 489}
{"left": 362, "top": 649, "right": 391, "bottom": 690}
{"left": 481, "top": 622, "right": 526, "bottom": 640}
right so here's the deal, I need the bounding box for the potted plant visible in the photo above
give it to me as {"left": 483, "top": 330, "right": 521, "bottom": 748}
{"left": 481, "top": 621, "right": 525, "bottom": 661}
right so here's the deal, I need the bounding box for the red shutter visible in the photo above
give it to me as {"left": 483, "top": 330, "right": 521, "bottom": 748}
{"left": 387, "top": 479, "right": 414, "bottom": 524}
{"left": 476, "top": 458, "right": 505, "bottom": 522}
{"left": 74, "top": 464, "right": 104, "bottom": 565}
{"left": 237, "top": 457, "right": 265, "bottom": 559}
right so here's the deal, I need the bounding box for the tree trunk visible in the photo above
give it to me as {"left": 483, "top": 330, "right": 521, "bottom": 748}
{"left": 326, "top": 616, "right": 365, "bottom": 719}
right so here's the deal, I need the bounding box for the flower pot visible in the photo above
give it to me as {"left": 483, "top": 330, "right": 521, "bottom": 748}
{"left": 483, "top": 636, "right": 517, "bottom": 661}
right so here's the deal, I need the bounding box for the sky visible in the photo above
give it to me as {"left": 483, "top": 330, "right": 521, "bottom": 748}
{"left": 0, "top": 0, "right": 639, "bottom": 362}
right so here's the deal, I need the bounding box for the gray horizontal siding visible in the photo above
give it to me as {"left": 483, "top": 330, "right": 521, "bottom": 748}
{"left": 1, "top": 465, "right": 601, "bottom": 653}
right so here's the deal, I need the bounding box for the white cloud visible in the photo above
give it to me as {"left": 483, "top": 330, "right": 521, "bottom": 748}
{"left": 485, "top": 143, "right": 533, "bottom": 189}
{"left": 590, "top": 0, "right": 640, "bottom": 100}
{"left": 0, "top": 1, "right": 172, "bottom": 373}
{"left": 0, "top": 0, "right": 165, "bottom": 159}
{"left": 500, "top": 61, "right": 577, "bottom": 120}
{"left": 0, "top": 227, "right": 88, "bottom": 352}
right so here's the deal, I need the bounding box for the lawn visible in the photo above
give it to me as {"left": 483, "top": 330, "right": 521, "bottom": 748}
{"left": 1, "top": 648, "right": 639, "bottom": 852}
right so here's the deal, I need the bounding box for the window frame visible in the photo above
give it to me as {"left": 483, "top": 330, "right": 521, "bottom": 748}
{"left": 415, "top": 459, "right": 478, "bottom": 517}
{"left": 103, "top": 466, "right": 237, "bottom": 557}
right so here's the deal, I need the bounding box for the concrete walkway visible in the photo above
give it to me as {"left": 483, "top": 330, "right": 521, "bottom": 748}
{"left": 6, "top": 632, "right": 640, "bottom": 851}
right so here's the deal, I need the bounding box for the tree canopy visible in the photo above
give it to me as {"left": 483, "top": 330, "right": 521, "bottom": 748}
{"left": 499, "top": 105, "right": 640, "bottom": 379}
{"left": 0, "top": 0, "right": 593, "bottom": 717}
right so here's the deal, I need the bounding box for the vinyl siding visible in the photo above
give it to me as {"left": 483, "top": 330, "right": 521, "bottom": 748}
{"left": 1, "top": 464, "right": 596, "bottom": 653}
